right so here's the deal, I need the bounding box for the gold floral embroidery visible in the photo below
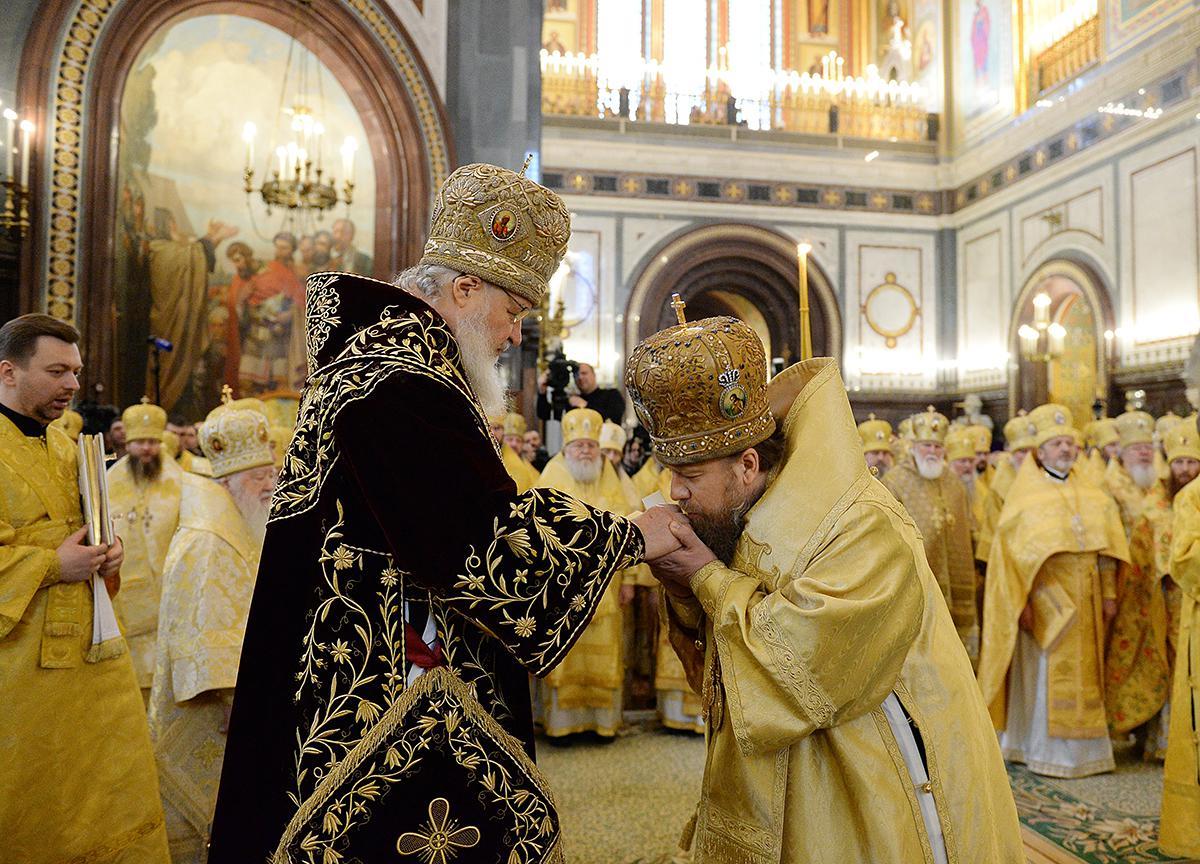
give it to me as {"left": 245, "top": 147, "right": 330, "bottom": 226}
{"left": 303, "top": 273, "right": 342, "bottom": 376}
{"left": 396, "top": 798, "right": 481, "bottom": 863}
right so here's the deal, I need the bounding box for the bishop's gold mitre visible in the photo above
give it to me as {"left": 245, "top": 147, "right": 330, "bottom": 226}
{"left": 1164, "top": 416, "right": 1200, "bottom": 464}
{"left": 1156, "top": 411, "right": 1183, "bottom": 441}
{"left": 910, "top": 407, "right": 949, "bottom": 444}
{"left": 966, "top": 423, "right": 991, "bottom": 454}
{"left": 561, "top": 408, "right": 603, "bottom": 445}
{"left": 502, "top": 412, "right": 527, "bottom": 437}
{"left": 945, "top": 427, "right": 976, "bottom": 462}
{"left": 600, "top": 420, "right": 627, "bottom": 452}
{"left": 857, "top": 414, "right": 892, "bottom": 453}
{"left": 419, "top": 163, "right": 571, "bottom": 306}
{"left": 625, "top": 316, "right": 775, "bottom": 466}
{"left": 897, "top": 417, "right": 915, "bottom": 441}
{"left": 122, "top": 397, "right": 167, "bottom": 443}
{"left": 1030, "top": 403, "right": 1076, "bottom": 448}
{"left": 1004, "top": 411, "right": 1036, "bottom": 452}
{"left": 1115, "top": 410, "right": 1154, "bottom": 448}
{"left": 1083, "top": 418, "right": 1118, "bottom": 450}
{"left": 199, "top": 390, "right": 274, "bottom": 479}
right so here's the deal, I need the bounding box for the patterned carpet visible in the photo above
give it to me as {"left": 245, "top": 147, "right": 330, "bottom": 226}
{"left": 538, "top": 726, "right": 1196, "bottom": 864}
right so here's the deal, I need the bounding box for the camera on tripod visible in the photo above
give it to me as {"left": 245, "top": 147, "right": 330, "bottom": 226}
{"left": 545, "top": 349, "right": 578, "bottom": 421}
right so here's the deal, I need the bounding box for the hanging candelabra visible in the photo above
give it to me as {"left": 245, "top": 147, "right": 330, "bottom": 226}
{"left": 239, "top": 0, "right": 355, "bottom": 216}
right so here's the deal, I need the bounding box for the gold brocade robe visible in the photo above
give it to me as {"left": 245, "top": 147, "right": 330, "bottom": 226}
{"left": 1161, "top": 477, "right": 1200, "bottom": 857}
{"left": 1104, "top": 483, "right": 1171, "bottom": 734}
{"left": 667, "top": 360, "right": 1021, "bottom": 864}
{"left": 978, "top": 458, "right": 1128, "bottom": 739}
{"left": 150, "top": 472, "right": 262, "bottom": 863}
{"left": 1104, "top": 457, "right": 1158, "bottom": 536}
{"left": 976, "top": 455, "right": 1018, "bottom": 563}
{"left": 0, "top": 416, "right": 169, "bottom": 863}
{"left": 883, "top": 457, "right": 979, "bottom": 658}
{"left": 109, "top": 454, "right": 184, "bottom": 689}
{"left": 536, "top": 455, "right": 633, "bottom": 734}
{"left": 500, "top": 443, "right": 540, "bottom": 494}
{"left": 178, "top": 449, "right": 213, "bottom": 476}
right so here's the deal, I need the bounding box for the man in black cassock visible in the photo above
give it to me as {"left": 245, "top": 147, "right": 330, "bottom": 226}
{"left": 208, "top": 164, "right": 679, "bottom": 863}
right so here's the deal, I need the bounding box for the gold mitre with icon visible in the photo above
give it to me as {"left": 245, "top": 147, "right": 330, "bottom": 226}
{"left": 1115, "top": 410, "right": 1154, "bottom": 448}
{"left": 910, "top": 407, "right": 949, "bottom": 444}
{"left": 503, "top": 412, "right": 527, "bottom": 437}
{"left": 897, "top": 417, "right": 915, "bottom": 441}
{"left": 1165, "top": 416, "right": 1200, "bottom": 464}
{"left": 1004, "top": 411, "right": 1036, "bottom": 452}
{"left": 418, "top": 162, "right": 571, "bottom": 306}
{"left": 857, "top": 414, "right": 892, "bottom": 453}
{"left": 561, "top": 407, "right": 603, "bottom": 445}
{"left": 600, "top": 420, "right": 627, "bottom": 452}
{"left": 626, "top": 315, "right": 775, "bottom": 467}
{"left": 1030, "top": 403, "right": 1076, "bottom": 447}
{"left": 945, "top": 427, "right": 976, "bottom": 462}
{"left": 199, "top": 388, "right": 274, "bottom": 479}
{"left": 121, "top": 397, "right": 167, "bottom": 443}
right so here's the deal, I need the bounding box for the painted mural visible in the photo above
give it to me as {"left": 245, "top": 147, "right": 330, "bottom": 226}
{"left": 114, "top": 14, "right": 376, "bottom": 418}
{"left": 955, "top": 0, "right": 1015, "bottom": 136}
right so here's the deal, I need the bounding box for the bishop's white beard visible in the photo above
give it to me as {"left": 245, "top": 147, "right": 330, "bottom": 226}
{"left": 1128, "top": 462, "right": 1157, "bottom": 489}
{"left": 227, "top": 481, "right": 270, "bottom": 548}
{"left": 457, "top": 304, "right": 508, "bottom": 418}
{"left": 565, "top": 453, "right": 602, "bottom": 485}
{"left": 916, "top": 453, "right": 945, "bottom": 480}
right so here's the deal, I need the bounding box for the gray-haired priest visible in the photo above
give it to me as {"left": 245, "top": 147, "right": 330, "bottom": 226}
{"left": 208, "top": 164, "right": 681, "bottom": 863}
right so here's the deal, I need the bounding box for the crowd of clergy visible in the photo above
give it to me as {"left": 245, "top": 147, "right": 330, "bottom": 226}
{"left": 3, "top": 303, "right": 1199, "bottom": 862}
{"left": 857, "top": 400, "right": 1199, "bottom": 858}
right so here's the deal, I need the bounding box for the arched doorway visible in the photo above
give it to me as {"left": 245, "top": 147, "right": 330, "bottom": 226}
{"left": 624, "top": 223, "right": 842, "bottom": 368}
{"left": 18, "top": 0, "right": 451, "bottom": 412}
{"left": 1009, "top": 259, "right": 1114, "bottom": 425}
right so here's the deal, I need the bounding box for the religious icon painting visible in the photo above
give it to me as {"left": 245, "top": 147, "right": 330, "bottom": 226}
{"left": 490, "top": 208, "right": 519, "bottom": 242}
{"left": 718, "top": 369, "right": 748, "bottom": 420}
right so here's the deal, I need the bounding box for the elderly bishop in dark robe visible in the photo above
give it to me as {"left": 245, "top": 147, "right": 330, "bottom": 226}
{"left": 208, "top": 163, "right": 680, "bottom": 863}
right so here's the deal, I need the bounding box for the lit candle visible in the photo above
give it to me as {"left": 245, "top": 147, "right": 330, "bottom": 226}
{"left": 286, "top": 142, "right": 298, "bottom": 178}
{"left": 18, "top": 120, "right": 34, "bottom": 188}
{"left": 797, "top": 242, "right": 813, "bottom": 361}
{"left": 275, "top": 146, "right": 286, "bottom": 177}
{"left": 2, "top": 108, "right": 15, "bottom": 182}
{"left": 836, "top": 56, "right": 844, "bottom": 84}
{"left": 341, "top": 136, "right": 358, "bottom": 184}
{"left": 241, "top": 121, "right": 256, "bottom": 170}
{"left": 313, "top": 121, "right": 324, "bottom": 173}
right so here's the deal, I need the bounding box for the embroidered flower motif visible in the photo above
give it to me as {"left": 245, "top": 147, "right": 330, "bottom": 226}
{"left": 380, "top": 565, "right": 400, "bottom": 587}
{"left": 504, "top": 528, "right": 534, "bottom": 559}
{"left": 328, "top": 640, "right": 353, "bottom": 665}
{"left": 568, "top": 594, "right": 587, "bottom": 612}
{"left": 513, "top": 616, "right": 536, "bottom": 638}
{"left": 331, "top": 545, "right": 356, "bottom": 570}
{"left": 396, "top": 797, "right": 481, "bottom": 864}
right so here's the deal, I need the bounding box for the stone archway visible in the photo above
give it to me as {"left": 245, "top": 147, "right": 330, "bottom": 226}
{"left": 624, "top": 223, "right": 842, "bottom": 369}
{"left": 1008, "top": 257, "right": 1115, "bottom": 421}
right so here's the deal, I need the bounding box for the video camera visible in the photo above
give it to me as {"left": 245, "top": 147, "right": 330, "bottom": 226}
{"left": 545, "top": 348, "right": 578, "bottom": 421}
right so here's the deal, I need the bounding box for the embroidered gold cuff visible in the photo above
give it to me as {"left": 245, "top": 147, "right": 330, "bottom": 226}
{"left": 690, "top": 560, "right": 737, "bottom": 620}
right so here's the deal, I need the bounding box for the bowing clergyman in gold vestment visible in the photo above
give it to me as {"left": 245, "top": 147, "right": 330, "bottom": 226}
{"left": 149, "top": 393, "right": 275, "bottom": 862}
{"left": 627, "top": 317, "right": 1021, "bottom": 864}
{"left": 1162, "top": 449, "right": 1200, "bottom": 858}
{"left": 979, "top": 403, "right": 1129, "bottom": 778}
{"left": 109, "top": 398, "right": 183, "bottom": 696}
{"left": 883, "top": 407, "right": 979, "bottom": 660}
{"left": 0, "top": 314, "right": 168, "bottom": 862}
{"left": 535, "top": 408, "right": 635, "bottom": 737}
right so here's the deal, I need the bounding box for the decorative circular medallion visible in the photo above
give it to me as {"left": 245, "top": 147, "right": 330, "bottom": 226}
{"left": 719, "top": 385, "right": 748, "bottom": 419}
{"left": 862, "top": 273, "right": 920, "bottom": 348}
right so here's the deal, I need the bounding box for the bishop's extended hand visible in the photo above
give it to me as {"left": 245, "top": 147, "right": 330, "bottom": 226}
{"left": 632, "top": 505, "right": 686, "bottom": 561}
{"left": 649, "top": 519, "right": 718, "bottom": 596}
